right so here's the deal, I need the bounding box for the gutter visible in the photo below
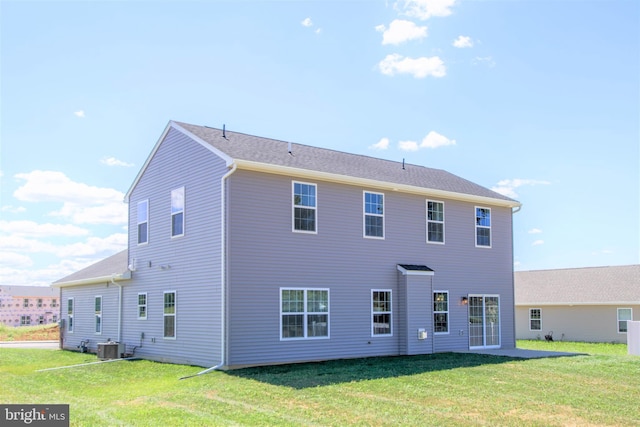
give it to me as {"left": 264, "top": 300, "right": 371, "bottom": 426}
{"left": 52, "top": 271, "right": 131, "bottom": 288}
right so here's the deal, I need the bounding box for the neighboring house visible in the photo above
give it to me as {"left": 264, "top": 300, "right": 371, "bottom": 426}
{"left": 0, "top": 285, "right": 60, "bottom": 327}
{"left": 53, "top": 120, "right": 521, "bottom": 368}
{"left": 514, "top": 265, "right": 640, "bottom": 343}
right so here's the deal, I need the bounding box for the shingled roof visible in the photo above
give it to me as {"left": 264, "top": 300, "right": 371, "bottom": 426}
{"left": 53, "top": 250, "right": 130, "bottom": 287}
{"left": 136, "top": 121, "right": 519, "bottom": 207}
{"left": 514, "top": 265, "right": 640, "bottom": 305}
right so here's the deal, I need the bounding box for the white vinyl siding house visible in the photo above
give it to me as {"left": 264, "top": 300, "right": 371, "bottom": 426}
{"left": 54, "top": 120, "right": 520, "bottom": 368}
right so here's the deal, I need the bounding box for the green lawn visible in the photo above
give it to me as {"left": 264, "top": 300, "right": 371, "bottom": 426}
{"left": 1, "top": 341, "right": 638, "bottom": 426}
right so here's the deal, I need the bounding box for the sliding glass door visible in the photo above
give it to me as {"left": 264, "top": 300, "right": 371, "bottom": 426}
{"left": 469, "top": 295, "right": 500, "bottom": 349}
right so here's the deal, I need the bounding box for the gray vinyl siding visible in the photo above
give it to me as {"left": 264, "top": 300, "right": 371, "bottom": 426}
{"left": 226, "top": 170, "right": 515, "bottom": 367}
{"left": 123, "top": 128, "right": 227, "bottom": 367}
{"left": 60, "top": 283, "right": 120, "bottom": 353}
{"left": 516, "top": 305, "right": 640, "bottom": 344}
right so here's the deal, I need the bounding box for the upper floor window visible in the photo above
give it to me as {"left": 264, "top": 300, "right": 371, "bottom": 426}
{"left": 171, "top": 187, "right": 185, "bottom": 237}
{"left": 280, "top": 288, "right": 329, "bottom": 339}
{"left": 618, "top": 308, "right": 632, "bottom": 333}
{"left": 475, "top": 207, "right": 491, "bottom": 247}
{"left": 292, "top": 181, "right": 316, "bottom": 233}
{"left": 95, "top": 296, "right": 102, "bottom": 334}
{"left": 372, "top": 290, "right": 392, "bottom": 336}
{"left": 37, "top": 298, "right": 43, "bottom": 308}
{"left": 51, "top": 299, "right": 58, "bottom": 308}
{"left": 137, "top": 199, "right": 149, "bottom": 244}
{"left": 23, "top": 298, "right": 29, "bottom": 308}
{"left": 427, "top": 200, "right": 445, "bottom": 244}
{"left": 364, "top": 191, "right": 384, "bottom": 238}
{"left": 433, "top": 291, "right": 449, "bottom": 334}
{"left": 529, "top": 308, "right": 542, "bottom": 331}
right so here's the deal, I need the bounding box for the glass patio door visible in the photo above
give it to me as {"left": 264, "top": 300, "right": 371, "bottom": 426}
{"left": 468, "top": 295, "right": 500, "bottom": 349}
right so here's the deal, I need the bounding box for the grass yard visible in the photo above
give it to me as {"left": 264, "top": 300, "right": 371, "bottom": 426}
{"left": 1, "top": 341, "right": 638, "bottom": 426}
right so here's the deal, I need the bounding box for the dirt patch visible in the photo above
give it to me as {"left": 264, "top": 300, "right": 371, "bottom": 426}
{"left": 0, "top": 324, "right": 59, "bottom": 341}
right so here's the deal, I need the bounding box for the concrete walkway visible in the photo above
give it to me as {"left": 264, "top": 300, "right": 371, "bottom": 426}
{"left": 461, "top": 348, "right": 582, "bottom": 359}
{"left": 0, "top": 340, "right": 59, "bottom": 349}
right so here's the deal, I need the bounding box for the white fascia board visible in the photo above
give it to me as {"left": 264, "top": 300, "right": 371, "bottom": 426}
{"left": 124, "top": 121, "right": 234, "bottom": 202}
{"left": 52, "top": 271, "right": 131, "bottom": 288}
{"left": 235, "top": 159, "right": 521, "bottom": 208}
{"left": 515, "top": 301, "right": 639, "bottom": 307}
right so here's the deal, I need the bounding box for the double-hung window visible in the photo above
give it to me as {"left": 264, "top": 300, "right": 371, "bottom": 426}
{"left": 23, "top": 298, "right": 29, "bottom": 308}
{"left": 95, "top": 296, "right": 102, "bottom": 334}
{"left": 617, "top": 308, "right": 632, "bottom": 333}
{"left": 292, "top": 182, "right": 317, "bottom": 233}
{"left": 138, "top": 293, "right": 147, "bottom": 320}
{"left": 164, "top": 291, "right": 176, "bottom": 338}
{"left": 281, "top": 288, "right": 329, "bottom": 339}
{"left": 364, "top": 191, "right": 384, "bottom": 238}
{"left": 171, "top": 187, "right": 185, "bottom": 237}
{"left": 21, "top": 316, "right": 31, "bottom": 326}
{"left": 138, "top": 199, "right": 149, "bottom": 244}
{"left": 372, "top": 290, "right": 392, "bottom": 336}
{"left": 67, "top": 298, "right": 74, "bottom": 333}
{"left": 475, "top": 207, "right": 491, "bottom": 247}
{"left": 529, "top": 308, "right": 542, "bottom": 331}
{"left": 427, "top": 200, "right": 445, "bottom": 243}
{"left": 37, "top": 298, "right": 43, "bottom": 308}
{"left": 433, "top": 291, "right": 449, "bottom": 333}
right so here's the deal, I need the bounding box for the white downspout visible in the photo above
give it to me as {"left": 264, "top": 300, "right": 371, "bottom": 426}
{"left": 111, "top": 276, "right": 123, "bottom": 343}
{"left": 218, "top": 162, "right": 237, "bottom": 369}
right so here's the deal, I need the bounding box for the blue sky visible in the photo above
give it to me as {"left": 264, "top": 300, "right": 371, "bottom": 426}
{"left": 1, "top": 0, "right": 638, "bottom": 286}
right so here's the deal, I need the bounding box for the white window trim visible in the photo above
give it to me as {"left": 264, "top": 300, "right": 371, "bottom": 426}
{"left": 137, "top": 199, "right": 149, "bottom": 245}
{"left": 363, "top": 191, "right": 385, "bottom": 239}
{"left": 371, "top": 289, "right": 393, "bottom": 337}
{"left": 67, "top": 297, "right": 74, "bottom": 333}
{"left": 617, "top": 308, "right": 632, "bottom": 334}
{"left": 171, "top": 187, "right": 185, "bottom": 238}
{"left": 292, "top": 181, "right": 318, "bottom": 234}
{"left": 163, "top": 291, "right": 177, "bottom": 339}
{"left": 426, "top": 200, "right": 445, "bottom": 245}
{"left": 433, "top": 291, "right": 449, "bottom": 335}
{"left": 475, "top": 206, "right": 492, "bottom": 248}
{"left": 280, "top": 288, "right": 330, "bottom": 340}
{"left": 138, "top": 292, "right": 148, "bottom": 320}
{"left": 95, "top": 296, "right": 102, "bottom": 335}
{"left": 529, "top": 308, "right": 542, "bottom": 331}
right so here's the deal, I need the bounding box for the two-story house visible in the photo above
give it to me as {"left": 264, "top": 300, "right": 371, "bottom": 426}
{"left": 0, "top": 285, "right": 60, "bottom": 327}
{"left": 53, "top": 120, "right": 521, "bottom": 369}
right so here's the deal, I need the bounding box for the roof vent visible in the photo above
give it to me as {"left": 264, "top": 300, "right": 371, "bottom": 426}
{"left": 402, "top": 158, "right": 405, "bottom": 170}
{"left": 222, "top": 124, "right": 226, "bottom": 139}
{"left": 288, "top": 141, "right": 292, "bottom": 155}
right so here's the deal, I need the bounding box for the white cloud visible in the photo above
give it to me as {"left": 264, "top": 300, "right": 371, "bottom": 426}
{"left": 301, "top": 18, "right": 313, "bottom": 27}
{"left": 315, "top": 28, "right": 322, "bottom": 35}
{"left": 0, "top": 233, "right": 127, "bottom": 258}
{"left": 421, "top": 131, "right": 456, "bottom": 148}
{"left": 532, "top": 240, "right": 544, "bottom": 246}
{"left": 1, "top": 205, "right": 26, "bottom": 213}
{"left": 473, "top": 56, "right": 496, "bottom": 67}
{"left": 0, "top": 252, "right": 33, "bottom": 268}
{"left": 398, "top": 140, "right": 420, "bottom": 151}
{"left": 528, "top": 228, "right": 543, "bottom": 234}
{"left": 0, "top": 220, "right": 89, "bottom": 238}
{"left": 376, "top": 19, "right": 428, "bottom": 45}
{"left": 101, "top": 156, "right": 134, "bottom": 167}
{"left": 398, "top": 131, "right": 455, "bottom": 152}
{"left": 395, "top": 0, "right": 457, "bottom": 20}
{"left": 491, "top": 179, "right": 551, "bottom": 198}
{"left": 74, "top": 110, "right": 85, "bottom": 118}
{"left": 378, "top": 54, "right": 446, "bottom": 78}
{"left": 370, "top": 137, "right": 390, "bottom": 150}
{"left": 13, "top": 170, "right": 127, "bottom": 225}
{"left": 453, "top": 35, "right": 473, "bottom": 48}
